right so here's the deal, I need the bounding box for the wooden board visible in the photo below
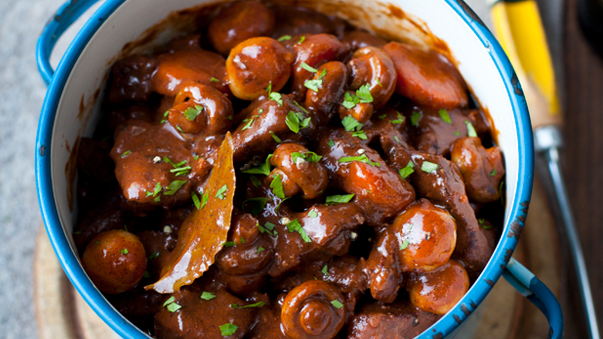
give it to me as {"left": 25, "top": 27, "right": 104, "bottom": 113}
{"left": 34, "top": 176, "right": 561, "bottom": 338}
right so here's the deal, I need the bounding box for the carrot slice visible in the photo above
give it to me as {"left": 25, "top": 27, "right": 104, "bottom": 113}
{"left": 146, "top": 133, "right": 235, "bottom": 293}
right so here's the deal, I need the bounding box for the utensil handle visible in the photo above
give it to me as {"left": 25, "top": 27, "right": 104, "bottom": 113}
{"left": 36, "top": 0, "right": 101, "bottom": 85}
{"left": 503, "top": 257, "right": 564, "bottom": 339}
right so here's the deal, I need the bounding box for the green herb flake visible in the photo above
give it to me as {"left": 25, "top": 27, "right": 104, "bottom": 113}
{"left": 478, "top": 218, "right": 485, "bottom": 225}
{"left": 400, "top": 239, "right": 409, "bottom": 250}
{"left": 286, "top": 219, "right": 312, "bottom": 243}
{"left": 164, "top": 180, "right": 187, "bottom": 196}
{"left": 298, "top": 36, "right": 306, "bottom": 44}
{"left": 242, "top": 154, "right": 273, "bottom": 176}
{"left": 120, "top": 150, "right": 131, "bottom": 158}
{"left": 291, "top": 151, "right": 322, "bottom": 164}
{"left": 270, "top": 174, "right": 285, "bottom": 199}
{"left": 230, "top": 301, "right": 266, "bottom": 309}
{"left": 286, "top": 111, "right": 301, "bottom": 133}
{"left": 482, "top": 224, "right": 494, "bottom": 230}
{"left": 148, "top": 252, "right": 159, "bottom": 260}
{"left": 465, "top": 120, "right": 477, "bottom": 137}
{"left": 153, "top": 182, "right": 162, "bottom": 197}
{"left": 222, "top": 241, "right": 237, "bottom": 248}
{"left": 453, "top": 131, "right": 460, "bottom": 136}
{"left": 328, "top": 139, "right": 335, "bottom": 148}
{"left": 257, "top": 246, "right": 265, "bottom": 253}
{"left": 166, "top": 303, "right": 181, "bottom": 313}
{"left": 269, "top": 92, "right": 283, "bottom": 106}
{"left": 143, "top": 271, "right": 150, "bottom": 279}
{"left": 219, "top": 323, "right": 238, "bottom": 336}
{"left": 399, "top": 161, "right": 415, "bottom": 179}
{"left": 201, "top": 191, "right": 209, "bottom": 209}
{"left": 376, "top": 78, "right": 383, "bottom": 87}
{"left": 338, "top": 154, "right": 380, "bottom": 167}
{"left": 308, "top": 209, "right": 318, "bottom": 218}
{"left": 342, "top": 91, "right": 360, "bottom": 109}
{"left": 490, "top": 169, "right": 497, "bottom": 177}
{"left": 352, "top": 130, "right": 368, "bottom": 140}
{"left": 356, "top": 84, "right": 373, "bottom": 103}
{"left": 438, "top": 109, "right": 452, "bottom": 124}
{"left": 73, "top": 230, "right": 82, "bottom": 235}
{"left": 249, "top": 175, "right": 262, "bottom": 188}
{"left": 201, "top": 292, "right": 216, "bottom": 300}
{"left": 183, "top": 105, "right": 203, "bottom": 121}
{"left": 411, "top": 111, "right": 422, "bottom": 127}
{"left": 390, "top": 112, "right": 404, "bottom": 124}
{"left": 325, "top": 194, "right": 355, "bottom": 205}
{"left": 293, "top": 100, "right": 309, "bottom": 114}
{"left": 264, "top": 222, "right": 275, "bottom": 231}
{"left": 210, "top": 77, "right": 220, "bottom": 83}
{"left": 120, "top": 248, "right": 129, "bottom": 255}
{"left": 176, "top": 126, "right": 184, "bottom": 133}
{"left": 394, "top": 136, "right": 401, "bottom": 144}
{"left": 242, "top": 197, "right": 268, "bottom": 216}
{"left": 341, "top": 115, "right": 363, "bottom": 132}
{"left": 241, "top": 117, "right": 255, "bottom": 131}
{"left": 94, "top": 241, "right": 100, "bottom": 245}
{"left": 331, "top": 300, "right": 344, "bottom": 309}
{"left": 275, "top": 197, "right": 290, "bottom": 215}
{"left": 304, "top": 78, "right": 322, "bottom": 92}
{"left": 421, "top": 161, "right": 438, "bottom": 173}
{"left": 301, "top": 62, "right": 318, "bottom": 73}
{"left": 215, "top": 184, "right": 228, "bottom": 199}
{"left": 163, "top": 296, "right": 176, "bottom": 307}
{"left": 378, "top": 114, "right": 387, "bottom": 119}
{"left": 322, "top": 264, "right": 329, "bottom": 276}
{"left": 270, "top": 131, "right": 282, "bottom": 143}
{"left": 192, "top": 192, "right": 201, "bottom": 210}
{"left": 278, "top": 35, "right": 292, "bottom": 42}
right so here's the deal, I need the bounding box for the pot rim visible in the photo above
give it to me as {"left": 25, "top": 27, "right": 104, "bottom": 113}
{"left": 35, "top": 0, "right": 534, "bottom": 338}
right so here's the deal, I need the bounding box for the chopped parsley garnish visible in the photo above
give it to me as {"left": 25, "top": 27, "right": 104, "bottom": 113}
{"left": 242, "top": 154, "right": 273, "bottom": 176}
{"left": 293, "top": 100, "right": 309, "bottom": 114}
{"left": 339, "top": 154, "right": 380, "bottom": 167}
{"left": 220, "top": 323, "right": 238, "bottom": 336}
{"left": 201, "top": 292, "right": 216, "bottom": 300}
{"left": 390, "top": 112, "right": 405, "bottom": 124}
{"left": 490, "top": 169, "right": 497, "bottom": 176}
{"left": 465, "top": 120, "right": 477, "bottom": 137}
{"left": 269, "top": 91, "right": 283, "bottom": 106}
{"left": 210, "top": 77, "right": 220, "bottom": 83}
{"left": 242, "top": 197, "right": 268, "bottom": 216}
{"left": 143, "top": 271, "right": 150, "bottom": 278}
{"left": 378, "top": 114, "right": 387, "bottom": 119}
{"left": 170, "top": 166, "right": 192, "bottom": 177}
{"left": 304, "top": 78, "right": 323, "bottom": 92}
{"left": 478, "top": 218, "right": 485, "bottom": 225}
{"left": 191, "top": 192, "right": 201, "bottom": 209}
{"left": 376, "top": 78, "right": 383, "bottom": 87}
{"left": 249, "top": 175, "right": 262, "bottom": 188}
{"left": 241, "top": 117, "right": 255, "bottom": 131}
{"left": 322, "top": 264, "right": 329, "bottom": 276}
{"left": 152, "top": 183, "right": 161, "bottom": 197}
{"left": 201, "top": 191, "right": 209, "bottom": 208}
{"left": 352, "top": 130, "right": 367, "bottom": 140}
{"left": 148, "top": 252, "right": 159, "bottom": 260}
{"left": 342, "top": 91, "right": 360, "bottom": 109}
{"left": 222, "top": 241, "right": 237, "bottom": 247}
{"left": 164, "top": 180, "right": 187, "bottom": 196}
{"left": 325, "top": 194, "right": 355, "bottom": 205}
{"left": 278, "top": 35, "right": 292, "bottom": 41}
{"left": 120, "top": 248, "right": 129, "bottom": 255}
{"left": 356, "top": 84, "right": 373, "bottom": 103}
{"left": 183, "top": 105, "right": 203, "bottom": 121}
{"left": 301, "top": 62, "right": 318, "bottom": 73}
{"left": 453, "top": 131, "right": 460, "bottom": 136}
{"left": 258, "top": 221, "right": 277, "bottom": 236}
{"left": 176, "top": 126, "right": 184, "bottom": 133}
{"left": 438, "top": 109, "right": 452, "bottom": 124}
{"left": 286, "top": 219, "right": 312, "bottom": 243}
{"left": 341, "top": 116, "right": 363, "bottom": 132}
{"left": 257, "top": 246, "right": 265, "bottom": 253}
{"left": 275, "top": 197, "right": 290, "bottom": 215}
{"left": 270, "top": 131, "right": 282, "bottom": 143}
{"left": 286, "top": 111, "right": 311, "bottom": 133}
{"left": 230, "top": 302, "right": 266, "bottom": 309}
{"left": 120, "top": 150, "right": 131, "bottom": 158}
{"left": 411, "top": 111, "right": 422, "bottom": 127}
{"left": 308, "top": 209, "right": 318, "bottom": 218}
{"left": 328, "top": 139, "right": 335, "bottom": 147}
{"left": 298, "top": 36, "right": 306, "bottom": 44}
{"left": 291, "top": 151, "right": 322, "bottom": 164}
{"left": 400, "top": 239, "right": 409, "bottom": 250}
{"left": 482, "top": 223, "right": 494, "bottom": 230}
{"left": 270, "top": 174, "right": 285, "bottom": 199}
{"left": 399, "top": 161, "right": 415, "bottom": 179}
{"left": 215, "top": 185, "right": 228, "bottom": 199}
{"left": 331, "top": 300, "right": 344, "bottom": 309}
{"left": 421, "top": 161, "right": 438, "bottom": 173}
{"left": 163, "top": 296, "right": 181, "bottom": 313}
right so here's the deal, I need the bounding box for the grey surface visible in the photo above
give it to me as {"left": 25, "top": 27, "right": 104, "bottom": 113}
{"left": 0, "top": 0, "right": 490, "bottom": 338}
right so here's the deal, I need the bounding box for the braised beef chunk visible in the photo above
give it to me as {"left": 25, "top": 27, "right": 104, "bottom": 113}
{"left": 75, "top": 2, "right": 506, "bottom": 338}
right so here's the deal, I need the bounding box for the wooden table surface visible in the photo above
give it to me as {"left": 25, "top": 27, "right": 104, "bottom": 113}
{"left": 536, "top": 0, "right": 603, "bottom": 336}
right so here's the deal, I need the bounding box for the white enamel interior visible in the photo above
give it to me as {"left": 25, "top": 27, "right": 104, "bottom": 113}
{"left": 48, "top": 0, "right": 520, "bottom": 334}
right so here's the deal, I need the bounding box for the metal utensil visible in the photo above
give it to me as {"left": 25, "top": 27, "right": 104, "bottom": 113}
{"left": 489, "top": 1, "right": 600, "bottom": 338}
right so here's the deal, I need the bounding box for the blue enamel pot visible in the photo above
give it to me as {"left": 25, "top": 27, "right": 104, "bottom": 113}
{"left": 35, "top": 0, "right": 563, "bottom": 337}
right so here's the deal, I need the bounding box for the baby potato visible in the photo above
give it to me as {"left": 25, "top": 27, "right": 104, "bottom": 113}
{"left": 82, "top": 229, "right": 147, "bottom": 294}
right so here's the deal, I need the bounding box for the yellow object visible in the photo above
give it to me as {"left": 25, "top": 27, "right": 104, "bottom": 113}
{"left": 491, "top": 0, "right": 559, "bottom": 115}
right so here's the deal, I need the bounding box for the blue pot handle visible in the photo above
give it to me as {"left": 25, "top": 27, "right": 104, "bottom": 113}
{"left": 36, "top": 0, "right": 101, "bottom": 85}
{"left": 503, "top": 257, "right": 564, "bottom": 338}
